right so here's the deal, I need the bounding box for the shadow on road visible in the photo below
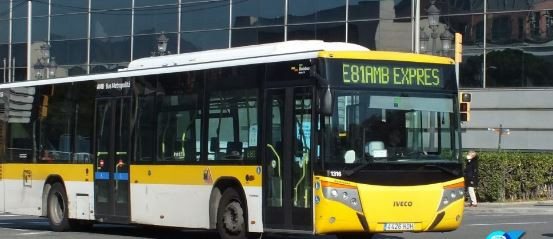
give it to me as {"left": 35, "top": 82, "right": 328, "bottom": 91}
{"left": 542, "top": 233, "right": 553, "bottom": 238}
{"left": 0, "top": 217, "right": 221, "bottom": 239}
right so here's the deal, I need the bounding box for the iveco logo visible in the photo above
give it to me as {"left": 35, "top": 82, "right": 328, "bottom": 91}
{"left": 393, "top": 201, "right": 413, "bottom": 207}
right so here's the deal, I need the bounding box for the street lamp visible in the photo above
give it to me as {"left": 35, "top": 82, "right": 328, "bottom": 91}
{"left": 440, "top": 26, "right": 454, "bottom": 55}
{"left": 420, "top": 0, "right": 455, "bottom": 56}
{"left": 34, "top": 42, "right": 57, "bottom": 80}
{"left": 420, "top": 27, "right": 429, "bottom": 54}
{"left": 427, "top": 0, "right": 440, "bottom": 31}
{"left": 152, "top": 32, "right": 170, "bottom": 56}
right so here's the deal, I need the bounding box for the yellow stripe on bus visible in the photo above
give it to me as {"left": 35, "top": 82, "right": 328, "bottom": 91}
{"left": 318, "top": 51, "right": 455, "bottom": 65}
{"left": 1, "top": 163, "right": 93, "bottom": 182}
{"left": 130, "top": 165, "right": 262, "bottom": 187}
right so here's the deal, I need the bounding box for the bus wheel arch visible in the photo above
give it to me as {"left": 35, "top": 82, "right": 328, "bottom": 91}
{"left": 42, "top": 175, "right": 65, "bottom": 217}
{"left": 209, "top": 177, "right": 248, "bottom": 232}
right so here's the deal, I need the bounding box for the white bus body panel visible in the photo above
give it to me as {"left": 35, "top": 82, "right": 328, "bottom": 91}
{"left": 130, "top": 184, "right": 263, "bottom": 232}
{"left": 2, "top": 179, "right": 93, "bottom": 219}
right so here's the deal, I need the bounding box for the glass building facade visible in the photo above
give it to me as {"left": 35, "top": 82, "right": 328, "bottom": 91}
{"left": 1, "top": 0, "right": 553, "bottom": 88}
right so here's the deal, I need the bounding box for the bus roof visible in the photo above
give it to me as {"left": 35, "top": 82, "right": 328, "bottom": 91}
{"left": 0, "top": 40, "right": 452, "bottom": 89}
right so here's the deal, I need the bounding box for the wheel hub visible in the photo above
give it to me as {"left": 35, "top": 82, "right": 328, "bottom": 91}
{"left": 223, "top": 201, "right": 244, "bottom": 234}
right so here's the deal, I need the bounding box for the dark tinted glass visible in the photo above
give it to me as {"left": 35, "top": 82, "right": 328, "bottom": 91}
{"left": 91, "top": 10, "right": 132, "bottom": 37}
{"left": 32, "top": 17, "right": 48, "bottom": 41}
{"left": 92, "top": 0, "right": 131, "bottom": 10}
{"left": 487, "top": 0, "right": 531, "bottom": 12}
{"left": 52, "top": 0, "right": 89, "bottom": 14}
{"left": 525, "top": 10, "right": 553, "bottom": 45}
{"left": 12, "top": 1, "right": 28, "bottom": 18}
{"left": 133, "top": 33, "right": 178, "bottom": 59}
{"left": 349, "top": 0, "right": 411, "bottom": 20}
{"left": 91, "top": 37, "right": 131, "bottom": 63}
{"left": 134, "top": 76, "right": 157, "bottom": 162}
{"left": 157, "top": 72, "right": 203, "bottom": 162}
{"left": 459, "top": 48, "right": 484, "bottom": 88}
{"left": 0, "top": 2, "right": 9, "bottom": 19}
{"left": 288, "top": 0, "right": 346, "bottom": 24}
{"left": 51, "top": 40, "right": 87, "bottom": 65}
{"left": 66, "top": 65, "right": 88, "bottom": 76}
{"left": 420, "top": 0, "right": 483, "bottom": 15}
{"left": 12, "top": 18, "right": 27, "bottom": 43}
{"left": 446, "top": 14, "right": 484, "bottom": 48}
{"left": 486, "top": 48, "right": 553, "bottom": 87}
{"left": 8, "top": 122, "right": 34, "bottom": 162}
{"left": 232, "top": 0, "right": 284, "bottom": 27}
{"left": 181, "top": 0, "right": 230, "bottom": 31}
{"left": 348, "top": 0, "right": 380, "bottom": 20}
{"left": 14, "top": 68, "right": 27, "bottom": 82}
{"left": 38, "top": 83, "right": 75, "bottom": 162}
{"left": 12, "top": 44, "right": 27, "bottom": 67}
{"left": 231, "top": 27, "right": 284, "bottom": 47}
{"left": 135, "top": 0, "right": 177, "bottom": 7}
{"left": 33, "top": 1, "right": 49, "bottom": 16}
{"left": 74, "top": 81, "right": 95, "bottom": 163}
{"left": 0, "top": 20, "right": 9, "bottom": 43}
{"left": 348, "top": 20, "right": 378, "bottom": 49}
{"left": 487, "top": 13, "right": 519, "bottom": 45}
{"left": 51, "top": 14, "right": 88, "bottom": 40}
{"left": 134, "top": 6, "right": 178, "bottom": 35}
{"left": 181, "top": 30, "right": 229, "bottom": 53}
{"left": 91, "top": 64, "right": 129, "bottom": 73}
{"left": 0, "top": 44, "right": 8, "bottom": 61}
{"left": 288, "top": 23, "right": 345, "bottom": 42}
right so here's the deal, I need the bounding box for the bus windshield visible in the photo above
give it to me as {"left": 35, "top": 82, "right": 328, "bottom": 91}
{"left": 322, "top": 90, "right": 460, "bottom": 167}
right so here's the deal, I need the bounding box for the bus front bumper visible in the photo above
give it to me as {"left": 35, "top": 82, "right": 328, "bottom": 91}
{"left": 313, "top": 176, "right": 465, "bottom": 235}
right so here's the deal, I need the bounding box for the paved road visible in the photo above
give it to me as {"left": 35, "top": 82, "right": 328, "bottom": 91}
{"left": 0, "top": 203, "right": 552, "bottom": 239}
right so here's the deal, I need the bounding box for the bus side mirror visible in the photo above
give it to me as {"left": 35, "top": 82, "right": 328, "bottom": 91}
{"left": 320, "top": 88, "right": 332, "bottom": 116}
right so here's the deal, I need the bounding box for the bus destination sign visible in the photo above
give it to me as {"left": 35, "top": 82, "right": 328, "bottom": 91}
{"left": 340, "top": 62, "right": 445, "bottom": 89}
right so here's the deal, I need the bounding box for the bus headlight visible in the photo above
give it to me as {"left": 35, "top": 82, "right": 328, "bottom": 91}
{"left": 321, "top": 181, "right": 363, "bottom": 213}
{"left": 437, "top": 181, "right": 465, "bottom": 211}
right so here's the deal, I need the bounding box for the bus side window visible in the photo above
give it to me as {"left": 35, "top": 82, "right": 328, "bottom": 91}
{"left": 207, "top": 89, "right": 258, "bottom": 162}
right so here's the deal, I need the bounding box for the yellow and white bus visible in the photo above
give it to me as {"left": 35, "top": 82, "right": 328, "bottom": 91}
{"left": 0, "top": 41, "right": 464, "bottom": 239}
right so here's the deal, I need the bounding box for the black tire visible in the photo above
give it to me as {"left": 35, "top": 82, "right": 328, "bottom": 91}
{"left": 217, "top": 188, "right": 247, "bottom": 239}
{"left": 336, "top": 233, "right": 375, "bottom": 239}
{"left": 47, "top": 182, "right": 72, "bottom": 232}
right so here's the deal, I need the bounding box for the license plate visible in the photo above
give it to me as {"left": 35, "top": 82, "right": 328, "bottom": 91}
{"left": 384, "top": 223, "right": 415, "bottom": 231}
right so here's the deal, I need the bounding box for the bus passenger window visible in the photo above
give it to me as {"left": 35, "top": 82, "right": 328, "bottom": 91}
{"left": 156, "top": 72, "right": 202, "bottom": 162}
{"left": 207, "top": 89, "right": 258, "bottom": 161}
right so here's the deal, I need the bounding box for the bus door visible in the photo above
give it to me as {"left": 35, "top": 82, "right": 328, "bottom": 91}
{"left": 264, "top": 87, "right": 314, "bottom": 231}
{"left": 94, "top": 97, "right": 131, "bottom": 222}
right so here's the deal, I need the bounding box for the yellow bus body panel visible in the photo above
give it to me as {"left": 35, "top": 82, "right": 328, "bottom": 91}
{"left": 130, "top": 165, "right": 261, "bottom": 187}
{"left": 314, "top": 176, "right": 464, "bottom": 234}
{"left": 2, "top": 163, "right": 93, "bottom": 182}
{"left": 318, "top": 51, "right": 455, "bottom": 65}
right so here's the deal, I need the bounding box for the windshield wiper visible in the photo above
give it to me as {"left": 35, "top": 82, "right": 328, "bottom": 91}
{"left": 344, "top": 162, "right": 371, "bottom": 176}
{"left": 420, "top": 164, "right": 459, "bottom": 177}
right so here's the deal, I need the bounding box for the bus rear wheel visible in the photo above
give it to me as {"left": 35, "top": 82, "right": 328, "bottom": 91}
{"left": 217, "top": 188, "right": 247, "bottom": 239}
{"left": 47, "top": 183, "right": 71, "bottom": 232}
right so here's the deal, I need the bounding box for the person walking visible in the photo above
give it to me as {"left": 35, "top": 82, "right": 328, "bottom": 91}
{"left": 465, "top": 151, "right": 479, "bottom": 207}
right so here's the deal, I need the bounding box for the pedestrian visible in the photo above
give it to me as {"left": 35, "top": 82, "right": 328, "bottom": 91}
{"left": 465, "top": 150, "right": 479, "bottom": 207}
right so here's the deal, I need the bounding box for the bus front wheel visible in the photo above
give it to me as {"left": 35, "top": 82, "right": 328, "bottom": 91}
{"left": 47, "top": 182, "right": 71, "bottom": 232}
{"left": 217, "top": 188, "right": 247, "bottom": 239}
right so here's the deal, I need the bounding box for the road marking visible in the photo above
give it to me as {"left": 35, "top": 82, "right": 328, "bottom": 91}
{"left": 469, "top": 221, "right": 549, "bottom": 226}
{"left": 17, "top": 231, "right": 51, "bottom": 236}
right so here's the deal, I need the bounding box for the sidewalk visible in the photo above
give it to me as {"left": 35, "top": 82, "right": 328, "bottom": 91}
{"left": 464, "top": 200, "right": 553, "bottom": 214}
